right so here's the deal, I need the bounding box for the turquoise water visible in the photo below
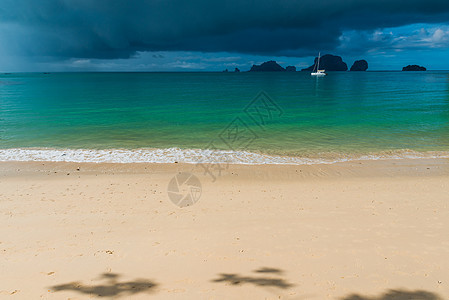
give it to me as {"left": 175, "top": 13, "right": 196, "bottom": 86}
{"left": 1, "top": 72, "right": 449, "bottom": 163}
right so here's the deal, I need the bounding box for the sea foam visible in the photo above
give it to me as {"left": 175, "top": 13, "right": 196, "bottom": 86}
{"left": 0, "top": 148, "right": 448, "bottom": 165}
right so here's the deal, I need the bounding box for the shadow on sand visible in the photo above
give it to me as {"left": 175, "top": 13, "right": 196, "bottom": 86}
{"left": 341, "top": 289, "right": 443, "bottom": 300}
{"left": 212, "top": 267, "right": 293, "bottom": 289}
{"left": 50, "top": 272, "right": 157, "bottom": 298}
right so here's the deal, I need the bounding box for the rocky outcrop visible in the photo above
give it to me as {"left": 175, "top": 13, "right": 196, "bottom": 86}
{"left": 302, "top": 54, "right": 348, "bottom": 71}
{"left": 250, "top": 61, "right": 285, "bottom": 72}
{"left": 234, "top": 68, "right": 240, "bottom": 72}
{"left": 350, "top": 60, "right": 368, "bottom": 71}
{"left": 402, "top": 65, "right": 426, "bottom": 71}
{"left": 285, "top": 66, "right": 296, "bottom": 72}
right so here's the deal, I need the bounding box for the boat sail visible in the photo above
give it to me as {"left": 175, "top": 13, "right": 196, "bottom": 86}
{"left": 311, "top": 52, "right": 326, "bottom": 76}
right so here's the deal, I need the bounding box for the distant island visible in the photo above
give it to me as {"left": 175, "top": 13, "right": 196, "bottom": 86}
{"left": 302, "top": 54, "right": 348, "bottom": 71}
{"left": 222, "top": 68, "right": 241, "bottom": 72}
{"left": 248, "top": 56, "right": 351, "bottom": 72}
{"left": 227, "top": 59, "right": 431, "bottom": 72}
{"left": 350, "top": 60, "right": 368, "bottom": 71}
{"left": 402, "top": 65, "right": 426, "bottom": 71}
{"left": 249, "top": 60, "right": 296, "bottom": 72}
{"left": 250, "top": 61, "right": 284, "bottom": 72}
{"left": 243, "top": 55, "right": 434, "bottom": 72}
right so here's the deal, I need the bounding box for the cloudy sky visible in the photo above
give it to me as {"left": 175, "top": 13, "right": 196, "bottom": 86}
{"left": 0, "top": 0, "right": 448, "bottom": 72}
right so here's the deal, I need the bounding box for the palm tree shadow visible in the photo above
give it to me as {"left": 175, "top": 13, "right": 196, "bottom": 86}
{"left": 341, "top": 289, "right": 443, "bottom": 300}
{"left": 50, "top": 273, "right": 158, "bottom": 298}
{"left": 254, "top": 267, "right": 284, "bottom": 274}
{"left": 212, "top": 267, "right": 293, "bottom": 289}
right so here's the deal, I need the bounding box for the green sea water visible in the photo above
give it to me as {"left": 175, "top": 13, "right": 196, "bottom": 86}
{"left": 1, "top": 72, "right": 448, "bottom": 163}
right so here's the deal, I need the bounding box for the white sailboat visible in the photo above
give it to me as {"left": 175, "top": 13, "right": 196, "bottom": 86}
{"left": 311, "top": 52, "right": 326, "bottom": 76}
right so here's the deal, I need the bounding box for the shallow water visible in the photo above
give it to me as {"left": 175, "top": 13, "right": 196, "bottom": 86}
{"left": 1, "top": 72, "right": 448, "bottom": 163}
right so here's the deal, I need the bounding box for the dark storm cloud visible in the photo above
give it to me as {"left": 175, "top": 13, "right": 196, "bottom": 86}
{"left": 1, "top": 0, "right": 449, "bottom": 59}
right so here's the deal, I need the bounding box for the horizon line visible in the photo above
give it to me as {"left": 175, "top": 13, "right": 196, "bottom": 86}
{"left": 1, "top": 70, "right": 448, "bottom": 74}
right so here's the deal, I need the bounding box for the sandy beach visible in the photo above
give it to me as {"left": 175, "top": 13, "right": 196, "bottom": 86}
{"left": 1, "top": 159, "right": 449, "bottom": 299}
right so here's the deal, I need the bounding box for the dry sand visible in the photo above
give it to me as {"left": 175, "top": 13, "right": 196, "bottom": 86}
{"left": 1, "top": 159, "right": 449, "bottom": 299}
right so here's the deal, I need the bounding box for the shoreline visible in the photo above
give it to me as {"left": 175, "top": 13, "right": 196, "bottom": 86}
{"left": 1, "top": 158, "right": 449, "bottom": 299}
{"left": 1, "top": 147, "right": 449, "bottom": 166}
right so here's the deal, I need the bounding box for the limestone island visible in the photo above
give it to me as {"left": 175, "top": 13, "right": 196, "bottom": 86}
{"left": 249, "top": 61, "right": 286, "bottom": 72}
{"left": 350, "top": 60, "right": 368, "bottom": 71}
{"left": 302, "top": 54, "right": 348, "bottom": 71}
{"left": 402, "top": 65, "right": 426, "bottom": 71}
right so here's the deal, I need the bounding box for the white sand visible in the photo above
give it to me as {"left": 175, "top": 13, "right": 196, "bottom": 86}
{"left": 1, "top": 159, "right": 448, "bottom": 299}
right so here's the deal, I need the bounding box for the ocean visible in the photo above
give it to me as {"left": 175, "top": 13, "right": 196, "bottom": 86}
{"left": 1, "top": 71, "right": 448, "bottom": 164}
